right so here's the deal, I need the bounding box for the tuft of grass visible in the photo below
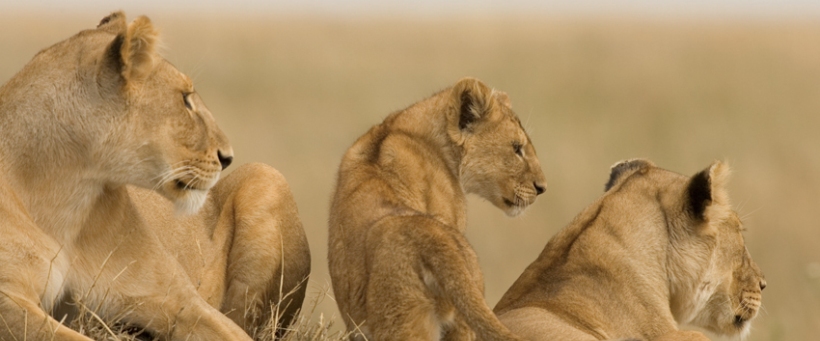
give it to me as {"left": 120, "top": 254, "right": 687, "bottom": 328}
{"left": 261, "top": 287, "right": 359, "bottom": 341}
{"left": 65, "top": 284, "right": 359, "bottom": 341}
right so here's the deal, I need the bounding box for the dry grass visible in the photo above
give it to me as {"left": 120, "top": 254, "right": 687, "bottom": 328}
{"left": 65, "top": 284, "right": 357, "bottom": 341}
{"left": 1, "top": 11, "right": 819, "bottom": 341}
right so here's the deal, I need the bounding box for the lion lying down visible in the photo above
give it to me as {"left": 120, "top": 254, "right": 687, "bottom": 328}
{"left": 495, "top": 159, "right": 765, "bottom": 341}
{"left": 0, "top": 12, "right": 308, "bottom": 340}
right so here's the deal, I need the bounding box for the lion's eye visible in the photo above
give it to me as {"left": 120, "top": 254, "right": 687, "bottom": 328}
{"left": 182, "top": 93, "right": 193, "bottom": 110}
{"left": 513, "top": 142, "right": 523, "bottom": 156}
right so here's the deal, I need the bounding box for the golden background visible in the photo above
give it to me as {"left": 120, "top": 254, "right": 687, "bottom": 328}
{"left": 1, "top": 11, "right": 818, "bottom": 340}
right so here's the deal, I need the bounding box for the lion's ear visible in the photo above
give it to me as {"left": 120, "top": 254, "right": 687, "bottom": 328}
{"left": 101, "top": 14, "right": 158, "bottom": 87}
{"left": 96, "top": 11, "right": 126, "bottom": 34}
{"left": 451, "top": 77, "right": 495, "bottom": 132}
{"left": 604, "top": 159, "right": 654, "bottom": 191}
{"left": 495, "top": 91, "right": 512, "bottom": 108}
{"left": 120, "top": 16, "right": 158, "bottom": 83}
{"left": 686, "top": 161, "right": 731, "bottom": 221}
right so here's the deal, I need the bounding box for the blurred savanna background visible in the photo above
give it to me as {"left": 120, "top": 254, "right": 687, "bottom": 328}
{"left": 1, "top": 0, "right": 819, "bottom": 340}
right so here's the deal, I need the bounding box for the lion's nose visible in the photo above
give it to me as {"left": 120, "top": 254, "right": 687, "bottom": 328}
{"left": 217, "top": 150, "right": 233, "bottom": 170}
{"left": 759, "top": 279, "right": 767, "bottom": 291}
{"left": 534, "top": 182, "right": 546, "bottom": 195}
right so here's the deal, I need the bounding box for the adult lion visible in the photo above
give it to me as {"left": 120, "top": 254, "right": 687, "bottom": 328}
{"left": 328, "top": 78, "right": 547, "bottom": 341}
{"left": 0, "top": 12, "right": 308, "bottom": 340}
{"left": 494, "top": 159, "right": 766, "bottom": 341}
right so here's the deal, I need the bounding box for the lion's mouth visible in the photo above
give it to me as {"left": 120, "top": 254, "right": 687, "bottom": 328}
{"left": 502, "top": 196, "right": 533, "bottom": 217}
{"left": 174, "top": 179, "right": 207, "bottom": 191}
{"left": 503, "top": 195, "right": 533, "bottom": 209}
{"left": 503, "top": 198, "right": 517, "bottom": 207}
{"left": 733, "top": 315, "right": 746, "bottom": 328}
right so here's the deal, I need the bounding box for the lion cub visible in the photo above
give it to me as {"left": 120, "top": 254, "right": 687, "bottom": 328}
{"left": 328, "top": 78, "right": 547, "bottom": 341}
{"left": 495, "top": 160, "right": 766, "bottom": 341}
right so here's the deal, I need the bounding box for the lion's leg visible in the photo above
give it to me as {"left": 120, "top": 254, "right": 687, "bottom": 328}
{"left": 441, "top": 315, "right": 476, "bottom": 341}
{"left": 71, "top": 248, "right": 254, "bottom": 341}
{"left": 0, "top": 291, "right": 92, "bottom": 341}
{"left": 441, "top": 245, "right": 482, "bottom": 341}
{"left": 653, "top": 330, "right": 710, "bottom": 341}
{"left": 363, "top": 226, "right": 444, "bottom": 341}
{"left": 366, "top": 258, "right": 441, "bottom": 340}
{"left": 498, "top": 307, "right": 597, "bottom": 341}
{"left": 216, "top": 163, "right": 310, "bottom": 337}
{"left": 0, "top": 248, "right": 86, "bottom": 341}
{"left": 0, "top": 192, "right": 89, "bottom": 340}
{"left": 68, "top": 202, "right": 254, "bottom": 341}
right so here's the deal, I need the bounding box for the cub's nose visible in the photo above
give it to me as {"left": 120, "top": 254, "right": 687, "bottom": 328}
{"left": 759, "top": 279, "right": 767, "bottom": 291}
{"left": 217, "top": 150, "right": 233, "bottom": 170}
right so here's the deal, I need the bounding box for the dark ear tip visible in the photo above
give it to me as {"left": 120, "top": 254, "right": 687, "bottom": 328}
{"left": 98, "top": 11, "right": 124, "bottom": 27}
{"left": 454, "top": 77, "right": 491, "bottom": 131}
{"left": 604, "top": 158, "right": 654, "bottom": 191}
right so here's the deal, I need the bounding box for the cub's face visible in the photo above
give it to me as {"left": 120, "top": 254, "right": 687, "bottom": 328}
{"left": 128, "top": 61, "right": 233, "bottom": 214}
{"left": 453, "top": 80, "right": 547, "bottom": 217}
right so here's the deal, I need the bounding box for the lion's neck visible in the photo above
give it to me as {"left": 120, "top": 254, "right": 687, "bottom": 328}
{"left": 2, "top": 160, "right": 125, "bottom": 246}
{"left": 0, "top": 105, "right": 129, "bottom": 244}
{"left": 665, "top": 232, "right": 720, "bottom": 325}
{"left": 374, "top": 100, "right": 467, "bottom": 230}
{"left": 387, "top": 97, "right": 461, "bottom": 178}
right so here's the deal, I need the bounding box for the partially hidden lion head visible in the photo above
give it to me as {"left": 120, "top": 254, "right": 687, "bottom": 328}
{"left": 606, "top": 159, "right": 766, "bottom": 338}
{"left": 445, "top": 78, "right": 547, "bottom": 216}
{"left": 2, "top": 12, "right": 232, "bottom": 214}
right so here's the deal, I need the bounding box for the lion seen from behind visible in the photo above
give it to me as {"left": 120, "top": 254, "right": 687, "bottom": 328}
{"left": 328, "top": 77, "right": 547, "bottom": 341}
{"left": 494, "top": 159, "right": 765, "bottom": 341}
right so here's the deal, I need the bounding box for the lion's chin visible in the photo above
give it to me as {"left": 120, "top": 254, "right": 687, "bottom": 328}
{"left": 173, "top": 189, "right": 208, "bottom": 216}
{"left": 690, "top": 306, "right": 755, "bottom": 341}
{"left": 500, "top": 197, "right": 528, "bottom": 217}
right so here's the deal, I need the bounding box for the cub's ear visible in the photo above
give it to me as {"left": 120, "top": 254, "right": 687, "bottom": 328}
{"left": 495, "top": 91, "right": 512, "bottom": 108}
{"left": 686, "top": 161, "right": 731, "bottom": 220}
{"left": 451, "top": 77, "right": 495, "bottom": 131}
{"left": 100, "top": 14, "right": 159, "bottom": 87}
{"left": 604, "top": 158, "right": 655, "bottom": 191}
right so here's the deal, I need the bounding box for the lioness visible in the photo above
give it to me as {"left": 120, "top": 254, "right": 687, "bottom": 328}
{"left": 494, "top": 160, "right": 765, "bottom": 341}
{"left": 328, "top": 78, "right": 547, "bottom": 341}
{"left": 0, "top": 12, "right": 307, "bottom": 340}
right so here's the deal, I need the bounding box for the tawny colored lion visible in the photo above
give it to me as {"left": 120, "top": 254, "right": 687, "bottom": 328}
{"left": 494, "top": 159, "right": 765, "bottom": 341}
{"left": 328, "top": 78, "right": 547, "bottom": 341}
{"left": 0, "top": 12, "right": 308, "bottom": 340}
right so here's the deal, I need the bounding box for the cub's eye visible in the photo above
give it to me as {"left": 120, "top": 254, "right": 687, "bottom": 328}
{"left": 513, "top": 142, "right": 523, "bottom": 156}
{"left": 182, "top": 93, "right": 193, "bottom": 110}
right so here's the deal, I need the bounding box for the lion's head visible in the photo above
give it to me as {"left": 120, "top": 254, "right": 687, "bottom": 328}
{"left": 445, "top": 78, "right": 547, "bottom": 216}
{"left": 0, "top": 12, "right": 231, "bottom": 214}
{"left": 606, "top": 159, "right": 765, "bottom": 338}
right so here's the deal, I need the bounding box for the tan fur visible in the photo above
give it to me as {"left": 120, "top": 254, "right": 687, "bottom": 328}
{"left": 328, "top": 78, "right": 547, "bottom": 341}
{"left": 0, "top": 12, "right": 308, "bottom": 340}
{"left": 130, "top": 163, "right": 311, "bottom": 337}
{"left": 494, "top": 160, "right": 766, "bottom": 341}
